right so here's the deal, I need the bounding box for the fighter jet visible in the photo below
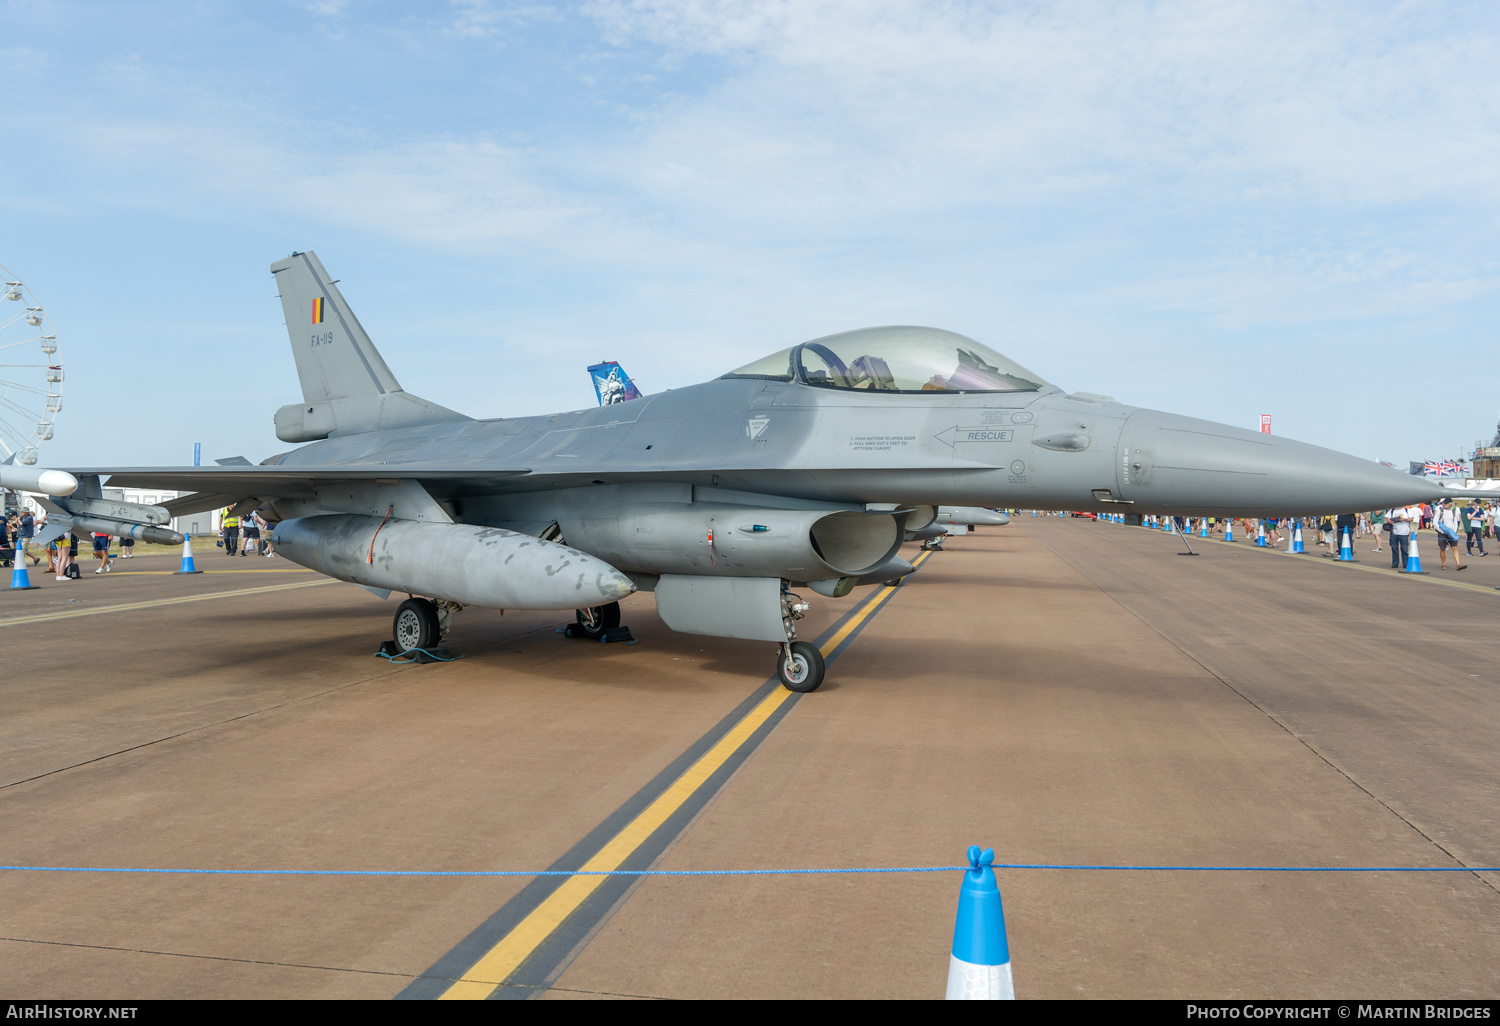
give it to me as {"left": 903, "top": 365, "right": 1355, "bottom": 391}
{"left": 64, "top": 251, "right": 1445, "bottom": 693}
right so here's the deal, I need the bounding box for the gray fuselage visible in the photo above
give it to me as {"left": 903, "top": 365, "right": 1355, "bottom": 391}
{"left": 262, "top": 375, "right": 1437, "bottom": 525}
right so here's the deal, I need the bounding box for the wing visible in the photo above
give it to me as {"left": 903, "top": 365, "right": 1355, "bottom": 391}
{"left": 63, "top": 465, "right": 532, "bottom": 517}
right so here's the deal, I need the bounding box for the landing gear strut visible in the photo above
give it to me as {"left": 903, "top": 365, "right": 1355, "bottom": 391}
{"left": 777, "top": 640, "right": 825, "bottom": 693}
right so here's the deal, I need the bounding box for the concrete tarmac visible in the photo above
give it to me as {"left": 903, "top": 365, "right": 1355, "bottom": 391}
{"left": 0, "top": 525, "right": 1496, "bottom": 999}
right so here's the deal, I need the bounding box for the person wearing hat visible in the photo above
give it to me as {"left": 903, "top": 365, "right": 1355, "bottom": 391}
{"left": 1433, "top": 498, "right": 1467, "bottom": 570}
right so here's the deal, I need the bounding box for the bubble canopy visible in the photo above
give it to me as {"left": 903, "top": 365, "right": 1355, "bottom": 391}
{"left": 723, "top": 326, "right": 1048, "bottom": 394}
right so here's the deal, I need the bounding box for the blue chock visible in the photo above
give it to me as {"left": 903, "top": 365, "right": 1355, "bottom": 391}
{"left": 946, "top": 846, "right": 1014, "bottom": 1000}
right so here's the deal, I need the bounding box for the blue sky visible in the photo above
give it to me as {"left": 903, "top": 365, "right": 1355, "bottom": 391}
{"left": 3, "top": 0, "right": 1498, "bottom": 468}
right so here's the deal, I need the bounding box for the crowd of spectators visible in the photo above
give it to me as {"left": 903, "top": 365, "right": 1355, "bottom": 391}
{"left": 1139, "top": 498, "right": 1497, "bottom": 571}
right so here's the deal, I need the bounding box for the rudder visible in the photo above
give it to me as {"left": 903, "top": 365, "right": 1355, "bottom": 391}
{"left": 270, "top": 251, "right": 467, "bottom": 442}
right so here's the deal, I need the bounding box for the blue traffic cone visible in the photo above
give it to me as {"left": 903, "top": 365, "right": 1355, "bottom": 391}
{"left": 1291, "top": 522, "right": 1305, "bottom": 553}
{"left": 173, "top": 535, "right": 203, "bottom": 575}
{"left": 1337, "top": 526, "right": 1355, "bottom": 562}
{"left": 1224, "top": 519, "right": 1234, "bottom": 542}
{"left": 1200, "top": 519, "right": 1209, "bottom": 538}
{"left": 1403, "top": 533, "right": 1426, "bottom": 573}
{"left": 946, "top": 846, "right": 1014, "bottom": 1000}
{"left": 9, "top": 541, "right": 38, "bottom": 590}
{"left": 1256, "top": 521, "right": 1267, "bottom": 547}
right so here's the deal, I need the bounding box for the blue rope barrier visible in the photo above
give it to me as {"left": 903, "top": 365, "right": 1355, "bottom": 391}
{"left": 373, "top": 646, "right": 464, "bottom": 664}
{"left": 1, "top": 863, "right": 1496, "bottom": 877}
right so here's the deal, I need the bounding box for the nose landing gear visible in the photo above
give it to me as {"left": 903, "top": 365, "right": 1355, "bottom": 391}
{"left": 777, "top": 640, "right": 825, "bottom": 693}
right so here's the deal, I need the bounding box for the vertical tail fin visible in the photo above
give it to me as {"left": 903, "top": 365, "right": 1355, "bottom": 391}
{"left": 271, "top": 250, "right": 402, "bottom": 403}
{"left": 270, "top": 251, "right": 468, "bottom": 442}
{"left": 587, "top": 361, "right": 642, "bottom": 406}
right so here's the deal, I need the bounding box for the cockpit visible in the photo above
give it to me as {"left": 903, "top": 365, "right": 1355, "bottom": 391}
{"left": 722, "top": 326, "right": 1048, "bottom": 394}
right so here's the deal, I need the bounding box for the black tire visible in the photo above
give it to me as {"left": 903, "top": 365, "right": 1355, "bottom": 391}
{"left": 574, "top": 602, "right": 622, "bottom": 639}
{"left": 394, "top": 598, "right": 440, "bottom": 652}
{"left": 777, "top": 641, "right": 825, "bottom": 693}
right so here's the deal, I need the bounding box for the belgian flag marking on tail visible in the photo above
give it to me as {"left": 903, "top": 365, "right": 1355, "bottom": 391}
{"left": 311, "top": 297, "right": 325, "bottom": 324}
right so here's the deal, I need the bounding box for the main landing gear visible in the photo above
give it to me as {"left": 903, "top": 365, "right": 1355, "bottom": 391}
{"left": 388, "top": 597, "right": 464, "bottom": 658}
{"left": 394, "top": 597, "right": 440, "bottom": 651}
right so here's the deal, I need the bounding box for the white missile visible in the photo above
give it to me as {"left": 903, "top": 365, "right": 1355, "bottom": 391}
{"left": 57, "top": 514, "right": 184, "bottom": 546}
{"left": 0, "top": 465, "right": 78, "bottom": 496}
{"left": 270, "top": 515, "right": 637, "bottom": 610}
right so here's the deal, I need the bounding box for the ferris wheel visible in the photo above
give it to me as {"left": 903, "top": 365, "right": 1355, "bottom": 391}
{"left": 0, "top": 262, "right": 63, "bottom": 466}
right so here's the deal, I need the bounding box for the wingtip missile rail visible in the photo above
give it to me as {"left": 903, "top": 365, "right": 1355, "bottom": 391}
{"left": 0, "top": 465, "right": 78, "bottom": 496}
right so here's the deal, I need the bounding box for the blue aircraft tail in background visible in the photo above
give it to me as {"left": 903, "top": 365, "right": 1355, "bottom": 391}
{"left": 588, "top": 361, "right": 643, "bottom": 406}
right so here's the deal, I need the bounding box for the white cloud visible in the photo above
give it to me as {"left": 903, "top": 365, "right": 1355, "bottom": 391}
{"left": 587, "top": 0, "right": 1500, "bottom": 209}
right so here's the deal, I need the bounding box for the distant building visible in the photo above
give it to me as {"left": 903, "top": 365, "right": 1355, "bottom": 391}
{"left": 1473, "top": 447, "right": 1500, "bottom": 481}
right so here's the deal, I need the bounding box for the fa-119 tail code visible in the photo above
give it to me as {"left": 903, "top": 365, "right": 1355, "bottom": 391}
{"left": 270, "top": 250, "right": 468, "bottom": 443}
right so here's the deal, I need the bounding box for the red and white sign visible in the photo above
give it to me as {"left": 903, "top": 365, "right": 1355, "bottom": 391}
{"left": 1259, "top": 414, "right": 1272, "bottom": 434}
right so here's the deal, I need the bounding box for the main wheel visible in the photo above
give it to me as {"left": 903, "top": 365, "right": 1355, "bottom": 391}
{"left": 574, "top": 602, "right": 621, "bottom": 639}
{"left": 394, "top": 598, "right": 440, "bottom": 651}
{"left": 777, "top": 640, "right": 825, "bottom": 693}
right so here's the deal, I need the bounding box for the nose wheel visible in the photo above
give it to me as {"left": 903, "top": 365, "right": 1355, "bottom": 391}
{"left": 777, "top": 640, "right": 825, "bottom": 693}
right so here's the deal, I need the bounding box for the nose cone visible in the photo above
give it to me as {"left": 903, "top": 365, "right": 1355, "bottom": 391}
{"left": 600, "top": 567, "right": 638, "bottom": 602}
{"left": 1117, "top": 409, "right": 1443, "bottom": 515}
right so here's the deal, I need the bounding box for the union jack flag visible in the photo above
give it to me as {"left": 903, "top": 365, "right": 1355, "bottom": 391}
{"left": 1377, "top": 460, "right": 1394, "bottom": 467}
{"left": 1442, "top": 460, "right": 1467, "bottom": 477}
{"left": 1425, "top": 461, "right": 1443, "bottom": 476}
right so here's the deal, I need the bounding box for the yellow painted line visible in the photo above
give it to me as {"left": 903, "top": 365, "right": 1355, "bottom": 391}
{"left": 438, "top": 686, "right": 796, "bottom": 999}
{"left": 816, "top": 549, "right": 931, "bottom": 658}
{"left": 0, "top": 579, "right": 335, "bottom": 628}
{"left": 438, "top": 557, "right": 922, "bottom": 999}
